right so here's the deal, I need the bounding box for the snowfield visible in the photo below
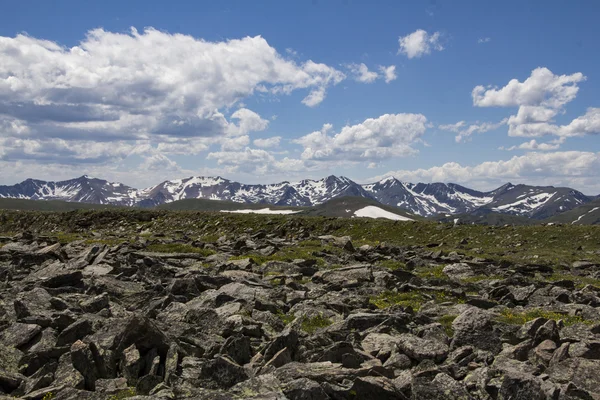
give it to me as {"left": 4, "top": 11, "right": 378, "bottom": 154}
{"left": 353, "top": 206, "right": 413, "bottom": 221}
{"left": 220, "top": 208, "right": 300, "bottom": 215}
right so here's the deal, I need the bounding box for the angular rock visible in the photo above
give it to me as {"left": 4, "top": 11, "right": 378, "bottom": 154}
{"left": 451, "top": 308, "right": 501, "bottom": 354}
{"left": 70, "top": 340, "right": 99, "bottom": 390}
{"left": 396, "top": 333, "right": 449, "bottom": 363}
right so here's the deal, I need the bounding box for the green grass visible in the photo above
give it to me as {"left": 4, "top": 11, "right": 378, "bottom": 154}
{"left": 370, "top": 289, "right": 465, "bottom": 310}
{"left": 1, "top": 209, "right": 600, "bottom": 268}
{"left": 379, "top": 259, "right": 406, "bottom": 271}
{"left": 438, "top": 314, "right": 457, "bottom": 336}
{"left": 460, "top": 274, "right": 504, "bottom": 283}
{"left": 370, "top": 291, "right": 425, "bottom": 310}
{"left": 496, "top": 308, "right": 597, "bottom": 326}
{"left": 277, "top": 311, "right": 296, "bottom": 325}
{"left": 298, "top": 239, "right": 322, "bottom": 247}
{"left": 108, "top": 388, "right": 137, "bottom": 400}
{"left": 230, "top": 239, "right": 344, "bottom": 266}
{"left": 200, "top": 234, "right": 220, "bottom": 243}
{"left": 146, "top": 243, "right": 215, "bottom": 256}
{"left": 54, "top": 232, "right": 84, "bottom": 244}
{"left": 270, "top": 278, "right": 284, "bottom": 286}
{"left": 301, "top": 314, "right": 333, "bottom": 334}
{"left": 415, "top": 265, "right": 448, "bottom": 280}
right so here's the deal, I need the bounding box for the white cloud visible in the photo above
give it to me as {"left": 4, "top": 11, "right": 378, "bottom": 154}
{"left": 379, "top": 65, "right": 397, "bottom": 83}
{"left": 562, "top": 107, "right": 600, "bottom": 136}
{"left": 206, "top": 147, "right": 306, "bottom": 175}
{"left": 439, "top": 119, "right": 508, "bottom": 142}
{"left": 471, "top": 67, "right": 600, "bottom": 139}
{"left": 140, "top": 153, "right": 181, "bottom": 172}
{"left": 0, "top": 28, "right": 345, "bottom": 166}
{"left": 398, "top": 29, "right": 443, "bottom": 59}
{"left": 221, "top": 135, "right": 250, "bottom": 151}
{"left": 500, "top": 138, "right": 564, "bottom": 151}
{"left": 293, "top": 113, "right": 428, "bottom": 163}
{"left": 345, "top": 64, "right": 397, "bottom": 84}
{"left": 301, "top": 87, "right": 327, "bottom": 107}
{"left": 472, "top": 67, "right": 585, "bottom": 108}
{"left": 477, "top": 37, "right": 491, "bottom": 44}
{"left": 226, "top": 108, "right": 270, "bottom": 136}
{"left": 373, "top": 151, "right": 600, "bottom": 192}
{"left": 347, "top": 63, "right": 379, "bottom": 83}
{"left": 253, "top": 136, "right": 281, "bottom": 148}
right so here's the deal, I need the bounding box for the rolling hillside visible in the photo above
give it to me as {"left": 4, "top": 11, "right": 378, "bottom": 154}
{"left": 0, "top": 198, "right": 121, "bottom": 211}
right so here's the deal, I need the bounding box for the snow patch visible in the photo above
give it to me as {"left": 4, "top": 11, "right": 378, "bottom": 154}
{"left": 354, "top": 206, "right": 413, "bottom": 221}
{"left": 220, "top": 208, "right": 300, "bottom": 215}
{"left": 572, "top": 207, "right": 600, "bottom": 224}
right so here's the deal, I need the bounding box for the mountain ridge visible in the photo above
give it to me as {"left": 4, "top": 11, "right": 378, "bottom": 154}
{"left": 0, "top": 175, "right": 593, "bottom": 220}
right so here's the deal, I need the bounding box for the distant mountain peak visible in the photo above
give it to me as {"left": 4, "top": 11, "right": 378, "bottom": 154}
{"left": 0, "top": 175, "right": 593, "bottom": 220}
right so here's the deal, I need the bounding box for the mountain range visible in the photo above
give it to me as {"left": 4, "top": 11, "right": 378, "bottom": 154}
{"left": 0, "top": 175, "right": 596, "bottom": 221}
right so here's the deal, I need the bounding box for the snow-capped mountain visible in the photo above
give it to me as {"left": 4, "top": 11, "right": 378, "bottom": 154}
{"left": 363, "top": 178, "right": 590, "bottom": 219}
{"left": 363, "top": 177, "right": 493, "bottom": 216}
{"left": 0, "top": 175, "right": 593, "bottom": 220}
{"left": 480, "top": 183, "right": 589, "bottom": 219}
{"left": 0, "top": 176, "right": 139, "bottom": 206}
{"left": 136, "top": 175, "right": 371, "bottom": 207}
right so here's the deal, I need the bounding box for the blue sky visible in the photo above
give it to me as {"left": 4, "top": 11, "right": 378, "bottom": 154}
{"left": 1, "top": 0, "right": 599, "bottom": 192}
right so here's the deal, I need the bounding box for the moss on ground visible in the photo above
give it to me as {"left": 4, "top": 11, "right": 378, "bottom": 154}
{"left": 379, "top": 259, "right": 406, "bottom": 271}
{"left": 108, "top": 388, "right": 137, "bottom": 400}
{"left": 230, "top": 239, "right": 344, "bottom": 266}
{"left": 54, "top": 232, "right": 84, "bottom": 244}
{"left": 301, "top": 314, "right": 333, "bottom": 334}
{"left": 415, "top": 265, "right": 448, "bottom": 280}
{"left": 370, "top": 289, "right": 464, "bottom": 310}
{"left": 460, "top": 274, "right": 504, "bottom": 283}
{"left": 439, "top": 314, "right": 457, "bottom": 336}
{"left": 277, "top": 311, "right": 296, "bottom": 325}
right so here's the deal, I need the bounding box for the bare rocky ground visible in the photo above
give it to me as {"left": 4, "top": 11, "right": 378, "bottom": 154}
{"left": 1, "top": 212, "right": 600, "bottom": 399}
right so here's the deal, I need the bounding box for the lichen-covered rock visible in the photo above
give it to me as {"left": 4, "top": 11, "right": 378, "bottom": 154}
{"left": 451, "top": 308, "right": 501, "bottom": 354}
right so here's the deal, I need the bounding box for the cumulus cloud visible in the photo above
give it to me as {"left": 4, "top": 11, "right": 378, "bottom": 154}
{"left": 293, "top": 113, "right": 428, "bottom": 163}
{"left": 206, "top": 147, "right": 306, "bottom": 175}
{"left": 439, "top": 119, "right": 508, "bottom": 142}
{"left": 472, "top": 67, "right": 600, "bottom": 139}
{"left": 473, "top": 67, "right": 584, "bottom": 109}
{"left": 0, "top": 27, "right": 345, "bottom": 166}
{"left": 379, "top": 65, "right": 397, "bottom": 83}
{"left": 301, "top": 87, "right": 327, "bottom": 107}
{"left": 398, "top": 29, "right": 443, "bottom": 59}
{"left": 345, "top": 63, "right": 397, "bottom": 84}
{"left": 373, "top": 151, "right": 600, "bottom": 192}
{"left": 253, "top": 136, "right": 281, "bottom": 148}
{"left": 346, "top": 63, "right": 379, "bottom": 83}
{"left": 0, "top": 136, "right": 144, "bottom": 164}
{"left": 500, "top": 138, "right": 565, "bottom": 151}
{"left": 477, "top": 37, "right": 491, "bottom": 44}
{"left": 140, "top": 153, "right": 181, "bottom": 172}
{"left": 221, "top": 135, "right": 251, "bottom": 151}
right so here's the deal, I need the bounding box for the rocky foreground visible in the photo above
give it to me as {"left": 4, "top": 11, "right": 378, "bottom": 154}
{"left": 1, "top": 220, "right": 600, "bottom": 399}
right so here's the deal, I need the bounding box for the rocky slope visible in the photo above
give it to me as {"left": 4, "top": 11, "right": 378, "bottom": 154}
{"left": 1, "top": 216, "right": 600, "bottom": 399}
